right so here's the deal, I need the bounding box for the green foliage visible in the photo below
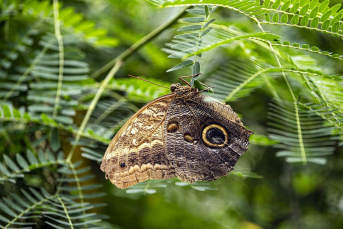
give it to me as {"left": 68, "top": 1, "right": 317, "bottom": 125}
{"left": 268, "top": 99, "right": 336, "bottom": 165}
{"left": 1, "top": 0, "right": 343, "bottom": 228}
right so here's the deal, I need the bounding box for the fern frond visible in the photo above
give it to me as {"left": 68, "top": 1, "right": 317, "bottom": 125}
{"left": 126, "top": 180, "right": 168, "bottom": 195}
{"left": 176, "top": 26, "right": 281, "bottom": 58}
{"left": 259, "top": 0, "right": 343, "bottom": 39}
{"left": 28, "top": 34, "right": 90, "bottom": 125}
{"left": 158, "top": 0, "right": 343, "bottom": 39}
{"left": 268, "top": 99, "right": 336, "bottom": 165}
{"left": 299, "top": 102, "right": 343, "bottom": 131}
{"left": 18, "top": 0, "right": 118, "bottom": 47}
{"left": 204, "top": 59, "right": 284, "bottom": 102}
{"left": 0, "top": 187, "right": 104, "bottom": 228}
{"left": 165, "top": 5, "right": 218, "bottom": 86}
{"left": 272, "top": 41, "right": 343, "bottom": 62}
{"left": 0, "top": 23, "right": 36, "bottom": 71}
{"left": 0, "top": 104, "right": 111, "bottom": 144}
{"left": 0, "top": 188, "right": 57, "bottom": 228}
{"left": 0, "top": 149, "right": 65, "bottom": 183}
{"left": 109, "top": 77, "right": 170, "bottom": 102}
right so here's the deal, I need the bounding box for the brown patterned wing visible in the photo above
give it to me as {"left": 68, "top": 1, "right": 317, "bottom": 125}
{"left": 164, "top": 93, "right": 252, "bottom": 183}
{"left": 100, "top": 94, "right": 176, "bottom": 189}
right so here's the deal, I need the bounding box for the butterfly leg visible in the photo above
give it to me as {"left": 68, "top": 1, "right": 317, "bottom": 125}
{"left": 179, "top": 73, "right": 202, "bottom": 86}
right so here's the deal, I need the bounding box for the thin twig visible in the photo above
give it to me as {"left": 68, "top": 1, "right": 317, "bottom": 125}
{"left": 90, "top": 6, "right": 191, "bottom": 79}
{"left": 52, "top": 0, "right": 64, "bottom": 119}
{"left": 67, "top": 61, "right": 122, "bottom": 162}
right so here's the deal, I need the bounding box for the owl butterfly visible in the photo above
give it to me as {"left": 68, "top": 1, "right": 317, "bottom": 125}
{"left": 100, "top": 75, "right": 252, "bottom": 189}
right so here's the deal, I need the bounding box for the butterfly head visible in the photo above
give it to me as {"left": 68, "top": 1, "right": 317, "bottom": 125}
{"left": 170, "top": 83, "right": 197, "bottom": 95}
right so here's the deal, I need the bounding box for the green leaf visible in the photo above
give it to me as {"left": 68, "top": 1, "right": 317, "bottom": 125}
{"left": 186, "top": 8, "right": 206, "bottom": 15}
{"left": 41, "top": 113, "right": 50, "bottom": 123}
{"left": 1, "top": 105, "right": 11, "bottom": 117}
{"left": 331, "top": 22, "right": 340, "bottom": 33}
{"left": 0, "top": 202, "right": 16, "bottom": 217}
{"left": 299, "top": 4, "right": 309, "bottom": 16}
{"left": 307, "top": 158, "right": 327, "bottom": 165}
{"left": 309, "top": 7, "right": 318, "bottom": 18}
{"left": 191, "top": 63, "right": 201, "bottom": 87}
{"left": 166, "top": 60, "right": 194, "bottom": 72}
{"left": 264, "top": 0, "right": 271, "bottom": 7}
{"left": 0, "top": 163, "right": 11, "bottom": 176}
{"left": 301, "top": 44, "right": 310, "bottom": 49}
{"left": 292, "top": 43, "right": 300, "bottom": 48}
{"left": 311, "top": 46, "right": 320, "bottom": 51}
{"left": 0, "top": 215, "right": 10, "bottom": 223}
{"left": 50, "top": 128, "right": 60, "bottom": 151}
{"left": 310, "top": 17, "right": 319, "bottom": 28}
{"left": 23, "top": 113, "right": 31, "bottom": 121}
{"left": 318, "top": 0, "right": 329, "bottom": 13}
{"left": 182, "top": 17, "right": 205, "bottom": 23}
{"left": 57, "top": 151, "right": 64, "bottom": 161}
{"left": 177, "top": 25, "right": 202, "bottom": 32}
{"left": 203, "top": 19, "right": 216, "bottom": 29}
{"left": 193, "top": 80, "right": 205, "bottom": 91}
{"left": 300, "top": 15, "right": 309, "bottom": 26}
{"left": 331, "top": 14, "right": 342, "bottom": 25}
{"left": 13, "top": 109, "right": 21, "bottom": 118}
{"left": 26, "top": 150, "right": 38, "bottom": 166}
{"left": 250, "top": 10, "right": 268, "bottom": 16}
{"left": 271, "top": 0, "right": 281, "bottom": 9}
{"left": 320, "top": 10, "right": 332, "bottom": 22}
{"left": 309, "top": 0, "right": 318, "bottom": 10}
{"left": 290, "top": 3, "right": 300, "bottom": 13}
{"left": 46, "top": 150, "right": 55, "bottom": 162}
{"left": 38, "top": 149, "right": 47, "bottom": 163}
{"left": 291, "top": 14, "right": 299, "bottom": 24}
{"left": 281, "top": 1, "right": 291, "bottom": 11}
{"left": 29, "top": 187, "right": 44, "bottom": 200}
{"left": 174, "top": 33, "right": 199, "bottom": 40}
{"left": 330, "top": 3, "right": 341, "bottom": 14}
{"left": 280, "top": 14, "right": 288, "bottom": 23}
{"left": 205, "top": 5, "right": 209, "bottom": 18}
{"left": 272, "top": 13, "right": 279, "bottom": 23}
{"left": 300, "top": 0, "right": 310, "bottom": 7}
{"left": 321, "top": 20, "right": 330, "bottom": 30}
{"left": 201, "top": 27, "right": 212, "bottom": 37}
{"left": 264, "top": 13, "right": 270, "bottom": 22}
{"left": 16, "top": 154, "right": 29, "bottom": 170}
{"left": 4, "top": 155, "right": 20, "bottom": 173}
{"left": 192, "top": 61, "right": 200, "bottom": 75}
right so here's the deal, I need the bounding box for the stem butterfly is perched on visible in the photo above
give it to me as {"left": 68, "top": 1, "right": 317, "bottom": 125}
{"left": 100, "top": 74, "right": 252, "bottom": 189}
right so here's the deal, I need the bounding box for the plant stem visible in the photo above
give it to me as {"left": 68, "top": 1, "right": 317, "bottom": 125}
{"left": 53, "top": 0, "right": 64, "bottom": 119}
{"left": 255, "top": 20, "right": 296, "bottom": 101}
{"left": 67, "top": 61, "right": 122, "bottom": 162}
{"left": 91, "top": 6, "right": 191, "bottom": 79}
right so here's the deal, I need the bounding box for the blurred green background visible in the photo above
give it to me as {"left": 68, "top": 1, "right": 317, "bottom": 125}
{"left": 1, "top": 0, "right": 343, "bottom": 228}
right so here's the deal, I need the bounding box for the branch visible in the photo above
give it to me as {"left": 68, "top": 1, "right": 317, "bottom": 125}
{"left": 91, "top": 6, "right": 191, "bottom": 79}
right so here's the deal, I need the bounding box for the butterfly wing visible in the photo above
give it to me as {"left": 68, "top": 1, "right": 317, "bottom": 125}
{"left": 164, "top": 93, "right": 252, "bottom": 183}
{"left": 101, "top": 94, "right": 176, "bottom": 189}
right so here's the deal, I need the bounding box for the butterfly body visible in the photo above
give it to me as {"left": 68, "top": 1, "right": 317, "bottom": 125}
{"left": 100, "top": 83, "right": 252, "bottom": 189}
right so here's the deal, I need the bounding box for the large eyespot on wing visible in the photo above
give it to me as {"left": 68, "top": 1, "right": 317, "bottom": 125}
{"left": 100, "top": 94, "right": 176, "bottom": 189}
{"left": 165, "top": 92, "right": 252, "bottom": 183}
{"left": 201, "top": 123, "right": 229, "bottom": 148}
{"left": 189, "top": 93, "right": 252, "bottom": 154}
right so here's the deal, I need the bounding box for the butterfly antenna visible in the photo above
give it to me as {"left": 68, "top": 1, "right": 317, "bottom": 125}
{"left": 128, "top": 75, "right": 169, "bottom": 89}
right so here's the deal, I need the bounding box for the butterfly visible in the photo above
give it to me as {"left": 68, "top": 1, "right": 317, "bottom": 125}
{"left": 100, "top": 75, "right": 252, "bottom": 189}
